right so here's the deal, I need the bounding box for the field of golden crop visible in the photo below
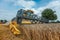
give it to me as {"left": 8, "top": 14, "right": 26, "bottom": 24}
{"left": 0, "top": 23, "right": 60, "bottom": 40}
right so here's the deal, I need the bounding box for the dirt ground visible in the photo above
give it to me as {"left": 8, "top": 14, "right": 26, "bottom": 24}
{"left": 0, "top": 23, "right": 60, "bottom": 40}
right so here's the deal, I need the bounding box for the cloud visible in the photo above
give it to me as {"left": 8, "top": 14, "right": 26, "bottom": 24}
{"left": 37, "top": 1, "right": 60, "bottom": 10}
{"left": 14, "top": 0, "right": 36, "bottom": 8}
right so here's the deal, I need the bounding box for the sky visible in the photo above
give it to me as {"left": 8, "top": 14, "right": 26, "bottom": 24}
{"left": 0, "top": 0, "right": 60, "bottom": 21}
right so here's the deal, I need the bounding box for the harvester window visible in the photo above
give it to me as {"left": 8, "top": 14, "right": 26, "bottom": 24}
{"left": 27, "top": 12, "right": 31, "bottom": 17}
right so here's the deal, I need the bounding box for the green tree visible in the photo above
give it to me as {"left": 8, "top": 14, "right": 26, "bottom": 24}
{"left": 41, "top": 8, "right": 57, "bottom": 21}
{"left": 4, "top": 20, "right": 8, "bottom": 23}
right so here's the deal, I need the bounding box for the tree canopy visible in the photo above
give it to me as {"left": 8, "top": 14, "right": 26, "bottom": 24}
{"left": 41, "top": 8, "right": 57, "bottom": 20}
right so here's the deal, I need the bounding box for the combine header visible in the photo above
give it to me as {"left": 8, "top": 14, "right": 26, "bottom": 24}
{"left": 9, "top": 9, "right": 49, "bottom": 35}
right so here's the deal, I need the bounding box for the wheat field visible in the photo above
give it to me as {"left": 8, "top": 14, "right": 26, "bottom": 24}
{"left": 0, "top": 23, "right": 60, "bottom": 40}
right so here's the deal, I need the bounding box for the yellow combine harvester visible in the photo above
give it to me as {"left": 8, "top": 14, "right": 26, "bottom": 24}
{"left": 9, "top": 9, "right": 34, "bottom": 35}
{"left": 9, "top": 9, "right": 49, "bottom": 35}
